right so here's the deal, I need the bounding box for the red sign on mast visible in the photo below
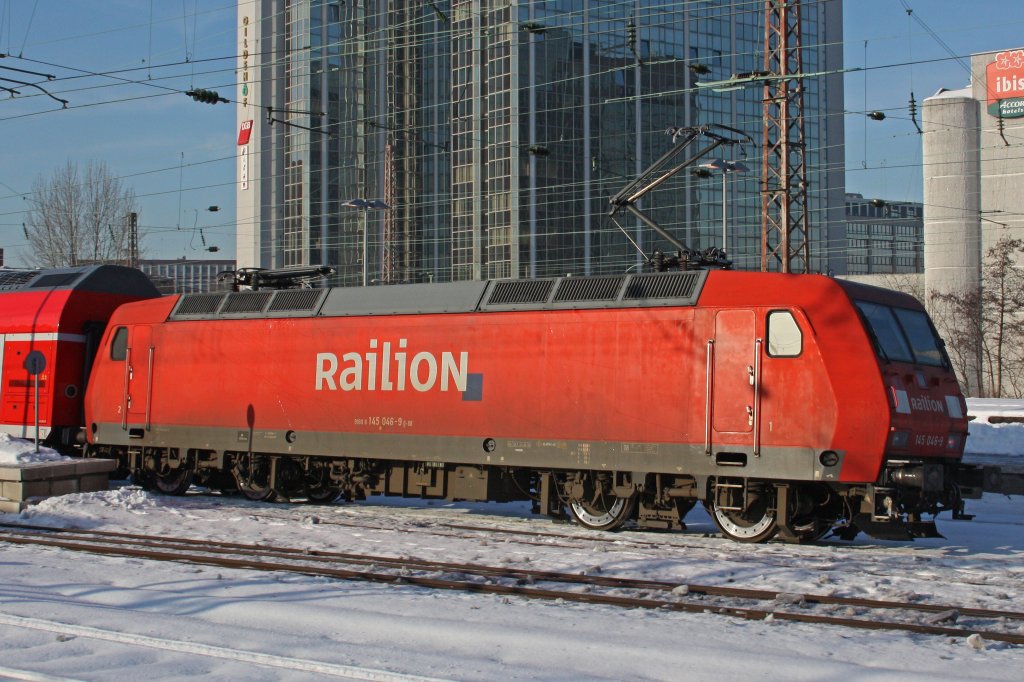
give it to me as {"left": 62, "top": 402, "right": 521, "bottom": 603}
{"left": 238, "top": 120, "right": 254, "bottom": 145}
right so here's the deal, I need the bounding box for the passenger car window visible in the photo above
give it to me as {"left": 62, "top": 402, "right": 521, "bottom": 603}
{"left": 767, "top": 310, "right": 802, "bottom": 357}
{"left": 110, "top": 327, "right": 128, "bottom": 360}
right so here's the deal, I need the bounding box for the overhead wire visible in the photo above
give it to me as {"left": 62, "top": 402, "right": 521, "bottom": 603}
{"left": 15, "top": 0, "right": 39, "bottom": 58}
{"left": 2, "top": 0, "right": 1015, "bottom": 274}
{"left": 898, "top": 0, "right": 972, "bottom": 76}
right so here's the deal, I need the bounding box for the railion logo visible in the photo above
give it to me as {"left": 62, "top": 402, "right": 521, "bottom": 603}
{"left": 909, "top": 395, "right": 946, "bottom": 414}
{"left": 315, "top": 339, "right": 469, "bottom": 393}
{"left": 986, "top": 49, "right": 1024, "bottom": 119}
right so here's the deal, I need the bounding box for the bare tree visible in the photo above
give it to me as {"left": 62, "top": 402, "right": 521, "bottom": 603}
{"left": 929, "top": 288, "right": 984, "bottom": 394}
{"left": 931, "top": 236, "right": 1024, "bottom": 398}
{"left": 23, "top": 161, "right": 138, "bottom": 268}
{"left": 876, "top": 273, "right": 925, "bottom": 305}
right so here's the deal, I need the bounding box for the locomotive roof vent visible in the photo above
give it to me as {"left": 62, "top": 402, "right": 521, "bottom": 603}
{"left": 221, "top": 291, "right": 273, "bottom": 314}
{"left": 624, "top": 272, "right": 703, "bottom": 300}
{"left": 485, "top": 279, "right": 555, "bottom": 307}
{"left": 552, "top": 276, "right": 624, "bottom": 303}
{"left": 172, "top": 293, "right": 226, "bottom": 317}
{"left": 170, "top": 288, "right": 330, "bottom": 320}
{"left": 0, "top": 269, "right": 42, "bottom": 289}
{"left": 268, "top": 288, "right": 325, "bottom": 312}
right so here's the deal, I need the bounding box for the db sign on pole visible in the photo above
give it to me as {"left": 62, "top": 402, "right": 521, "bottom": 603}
{"left": 24, "top": 351, "right": 46, "bottom": 452}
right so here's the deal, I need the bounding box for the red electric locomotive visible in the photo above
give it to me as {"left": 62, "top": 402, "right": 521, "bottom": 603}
{"left": 0, "top": 265, "right": 158, "bottom": 450}
{"left": 82, "top": 268, "right": 982, "bottom": 542}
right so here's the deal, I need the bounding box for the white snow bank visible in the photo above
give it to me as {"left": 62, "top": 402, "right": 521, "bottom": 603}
{"left": 0, "top": 433, "right": 70, "bottom": 464}
{"left": 968, "top": 398, "right": 1024, "bottom": 424}
{"left": 966, "top": 399, "right": 1024, "bottom": 458}
{"left": 965, "top": 422, "right": 1024, "bottom": 457}
{"left": 34, "top": 486, "right": 159, "bottom": 514}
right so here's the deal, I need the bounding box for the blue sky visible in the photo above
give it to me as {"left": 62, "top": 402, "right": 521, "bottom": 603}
{"left": 0, "top": 1, "right": 1022, "bottom": 266}
{"left": 843, "top": 0, "right": 1024, "bottom": 203}
{"left": 0, "top": 2, "right": 238, "bottom": 265}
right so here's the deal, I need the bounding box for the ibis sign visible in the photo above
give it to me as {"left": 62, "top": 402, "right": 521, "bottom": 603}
{"left": 986, "top": 49, "right": 1024, "bottom": 118}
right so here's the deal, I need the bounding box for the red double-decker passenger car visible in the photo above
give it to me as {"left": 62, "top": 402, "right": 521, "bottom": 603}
{"left": 0, "top": 265, "right": 158, "bottom": 451}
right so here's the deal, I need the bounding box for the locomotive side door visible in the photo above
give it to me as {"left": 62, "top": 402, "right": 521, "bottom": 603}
{"left": 712, "top": 310, "right": 756, "bottom": 442}
{"left": 124, "top": 325, "right": 154, "bottom": 432}
{"left": 0, "top": 335, "right": 5, "bottom": 417}
{"left": 757, "top": 309, "right": 811, "bottom": 456}
{"left": 0, "top": 331, "right": 4, "bottom": 405}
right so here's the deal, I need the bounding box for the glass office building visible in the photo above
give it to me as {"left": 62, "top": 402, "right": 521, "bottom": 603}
{"left": 236, "top": 1, "right": 845, "bottom": 284}
{"left": 844, "top": 194, "right": 924, "bottom": 275}
{"left": 140, "top": 259, "right": 238, "bottom": 294}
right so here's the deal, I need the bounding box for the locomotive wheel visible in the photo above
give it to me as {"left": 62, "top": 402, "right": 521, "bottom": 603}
{"left": 151, "top": 468, "right": 194, "bottom": 496}
{"left": 781, "top": 486, "right": 841, "bottom": 543}
{"left": 787, "top": 518, "right": 834, "bottom": 543}
{"left": 232, "top": 455, "right": 277, "bottom": 502}
{"left": 569, "top": 491, "right": 636, "bottom": 531}
{"left": 305, "top": 486, "right": 342, "bottom": 504}
{"left": 782, "top": 511, "right": 842, "bottom": 543}
{"left": 707, "top": 492, "right": 778, "bottom": 543}
{"left": 236, "top": 477, "right": 276, "bottom": 502}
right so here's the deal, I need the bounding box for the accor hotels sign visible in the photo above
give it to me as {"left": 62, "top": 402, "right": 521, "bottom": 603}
{"left": 986, "top": 49, "right": 1024, "bottom": 118}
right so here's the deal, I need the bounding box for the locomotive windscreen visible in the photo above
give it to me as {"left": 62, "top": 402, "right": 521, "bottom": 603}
{"left": 855, "top": 300, "right": 948, "bottom": 367}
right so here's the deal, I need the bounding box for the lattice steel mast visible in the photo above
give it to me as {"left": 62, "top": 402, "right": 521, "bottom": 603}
{"left": 761, "top": 0, "right": 810, "bottom": 273}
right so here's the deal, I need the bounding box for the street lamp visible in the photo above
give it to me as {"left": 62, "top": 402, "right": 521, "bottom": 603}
{"left": 698, "top": 159, "right": 749, "bottom": 256}
{"left": 343, "top": 198, "right": 390, "bottom": 286}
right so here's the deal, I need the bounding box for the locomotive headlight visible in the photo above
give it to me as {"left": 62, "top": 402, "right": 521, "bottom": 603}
{"left": 946, "top": 433, "right": 962, "bottom": 450}
{"left": 818, "top": 451, "right": 840, "bottom": 467}
{"left": 889, "top": 430, "right": 910, "bottom": 449}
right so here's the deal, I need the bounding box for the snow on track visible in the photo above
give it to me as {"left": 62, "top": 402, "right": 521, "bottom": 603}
{"left": 1, "top": 423, "right": 1022, "bottom": 680}
{"left": 0, "top": 613, "right": 449, "bottom": 682}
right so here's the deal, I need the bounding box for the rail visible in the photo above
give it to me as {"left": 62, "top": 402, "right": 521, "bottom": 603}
{"left": 3, "top": 522, "right": 1022, "bottom": 646}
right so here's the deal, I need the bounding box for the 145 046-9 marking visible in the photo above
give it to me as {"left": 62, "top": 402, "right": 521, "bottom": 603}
{"left": 914, "top": 433, "right": 945, "bottom": 447}
{"left": 354, "top": 416, "right": 415, "bottom": 428}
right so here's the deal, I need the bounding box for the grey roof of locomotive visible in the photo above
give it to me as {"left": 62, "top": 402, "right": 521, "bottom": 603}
{"left": 167, "top": 270, "right": 711, "bottom": 322}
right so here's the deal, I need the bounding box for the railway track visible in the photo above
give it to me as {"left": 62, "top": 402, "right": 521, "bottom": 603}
{"left": 206, "top": 484, "right": 1024, "bottom": 547}
{"left": 238, "top": 507, "right": 1024, "bottom": 593}
{"left": 118, "top": 490, "right": 1024, "bottom": 599}
{"left": 2, "top": 522, "right": 1023, "bottom": 646}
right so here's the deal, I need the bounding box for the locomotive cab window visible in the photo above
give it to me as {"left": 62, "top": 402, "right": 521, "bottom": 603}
{"left": 855, "top": 301, "right": 913, "bottom": 363}
{"left": 855, "top": 300, "right": 947, "bottom": 367}
{"left": 892, "top": 307, "right": 947, "bottom": 367}
{"left": 110, "top": 327, "right": 128, "bottom": 361}
{"left": 767, "top": 310, "right": 802, "bottom": 357}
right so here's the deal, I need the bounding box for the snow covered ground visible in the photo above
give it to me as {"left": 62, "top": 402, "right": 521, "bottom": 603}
{"left": 1, "top": 419, "right": 1022, "bottom": 680}
{"left": 0, "top": 432, "right": 73, "bottom": 464}
{"left": 965, "top": 399, "right": 1024, "bottom": 468}
{"left": 969, "top": 398, "right": 1024, "bottom": 425}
